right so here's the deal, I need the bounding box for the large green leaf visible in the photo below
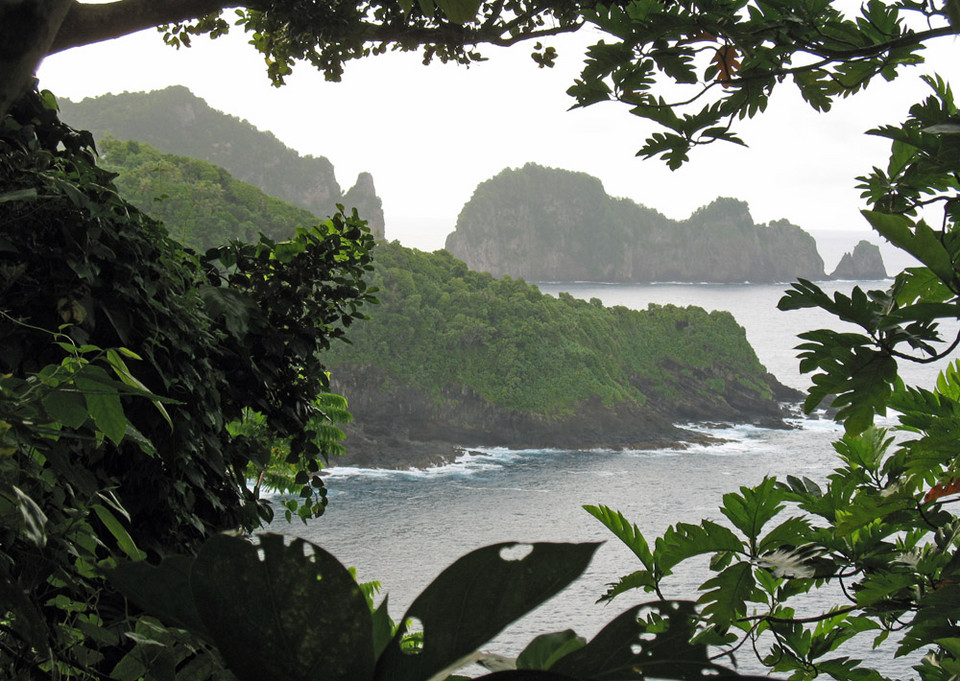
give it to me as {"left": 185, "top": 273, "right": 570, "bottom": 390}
{"left": 375, "top": 542, "right": 599, "bottom": 681}
{"left": 720, "top": 478, "right": 785, "bottom": 550}
{"left": 516, "top": 630, "right": 586, "bottom": 671}
{"left": 191, "top": 533, "right": 375, "bottom": 681}
{"left": 656, "top": 520, "right": 744, "bottom": 574}
{"left": 697, "top": 561, "right": 755, "bottom": 629}
{"left": 91, "top": 503, "right": 146, "bottom": 561}
{"left": 551, "top": 600, "right": 762, "bottom": 680}
{"left": 75, "top": 365, "right": 127, "bottom": 445}
{"left": 105, "top": 555, "right": 209, "bottom": 638}
{"left": 41, "top": 388, "right": 89, "bottom": 429}
{"left": 862, "top": 211, "right": 954, "bottom": 282}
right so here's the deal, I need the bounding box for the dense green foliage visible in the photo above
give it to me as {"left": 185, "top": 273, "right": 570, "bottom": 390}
{"left": 97, "top": 138, "right": 321, "bottom": 250}
{"left": 326, "top": 240, "right": 774, "bottom": 414}
{"left": 446, "top": 164, "right": 826, "bottom": 283}
{"left": 154, "top": 0, "right": 587, "bottom": 83}
{"left": 0, "top": 88, "right": 374, "bottom": 676}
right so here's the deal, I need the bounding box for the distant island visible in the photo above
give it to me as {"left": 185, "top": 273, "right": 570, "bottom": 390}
{"left": 830, "top": 240, "right": 887, "bottom": 279}
{"left": 58, "top": 90, "right": 801, "bottom": 467}
{"left": 446, "top": 163, "right": 845, "bottom": 284}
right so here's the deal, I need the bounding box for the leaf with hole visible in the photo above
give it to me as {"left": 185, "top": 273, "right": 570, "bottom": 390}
{"left": 375, "top": 542, "right": 599, "bottom": 681}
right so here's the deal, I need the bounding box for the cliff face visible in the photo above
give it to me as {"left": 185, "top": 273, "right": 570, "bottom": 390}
{"left": 445, "top": 165, "right": 826, "bottom": 283}
{"left": 58, "top": 87, "right": 385, "bottom": 232}
{"left": 342, "top": 172, "right": 385, "bottom": 239}
{"left": 831, "top": 240, "right": 887, "bottom": 279}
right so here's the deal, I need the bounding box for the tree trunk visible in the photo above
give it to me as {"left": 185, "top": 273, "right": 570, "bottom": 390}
{"left": 0, "top": 0, "right": 73, "bottom": 118}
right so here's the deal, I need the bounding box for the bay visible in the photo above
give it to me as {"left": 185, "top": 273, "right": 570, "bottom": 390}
{"left": 277, "top": 277, "right": 954, "bottom": 676}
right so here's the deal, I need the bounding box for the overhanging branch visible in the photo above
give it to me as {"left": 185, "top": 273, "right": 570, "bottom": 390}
{"left": 49, "top": 0, "right": 244, "bottom": 54}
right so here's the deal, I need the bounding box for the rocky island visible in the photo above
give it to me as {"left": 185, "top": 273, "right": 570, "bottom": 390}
{"left": 445, "top": 163, "right": 827, "bottom": 283}
{"left": 830, "top": 240, "right": 887, "bottom": 279}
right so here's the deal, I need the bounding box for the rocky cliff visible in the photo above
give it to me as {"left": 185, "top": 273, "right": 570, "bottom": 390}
{"left": 342, "top": 172, "right": 386, "bottom": 239}
{"left": 445, "top": 164, "right": 826, "bottom": 283}
{"left": 58, "top": 87, "right": 385, "bottom": 234}
{"left": 830, "top": 240, "right": 887, "bottom": 279}
{"left": 330, "top": 363, "right": 799, "bottom": 469}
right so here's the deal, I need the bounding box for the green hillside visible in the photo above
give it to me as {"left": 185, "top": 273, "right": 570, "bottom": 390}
{"left": 325, "top": 240, "right": 773, "bottom": 415}
{"left": 60, "top": 86, "right": 343, "bottom": 218}
{"left": 98, "top": 139, "right": 321, "bottom": 250}
{"left": 91, "top": 129, "right": 792, "bottom": 460}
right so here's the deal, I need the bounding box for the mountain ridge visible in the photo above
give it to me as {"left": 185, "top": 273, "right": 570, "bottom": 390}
{"left": 58, "top": 85, "right": 385, "bottom": 238}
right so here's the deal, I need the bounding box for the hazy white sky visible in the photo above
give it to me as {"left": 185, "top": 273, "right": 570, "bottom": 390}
{"left": 37, "top": 12, "right": 960, "bottom": 255}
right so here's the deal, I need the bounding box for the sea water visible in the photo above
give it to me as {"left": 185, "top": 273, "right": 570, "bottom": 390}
{"left": 276, "top": 278, "right": 957, "bottom": 676}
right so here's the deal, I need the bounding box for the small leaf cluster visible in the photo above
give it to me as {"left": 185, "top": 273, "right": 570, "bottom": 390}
{"left": 569, "top": 0, "right": 950, "bottom": 168}
{"left": 777, "top": 74, "right": 960, "bottom": 435}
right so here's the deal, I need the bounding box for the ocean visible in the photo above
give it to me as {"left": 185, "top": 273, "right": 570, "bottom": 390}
{"left": 276, "top": 275, "right": 956, "bottom": 677}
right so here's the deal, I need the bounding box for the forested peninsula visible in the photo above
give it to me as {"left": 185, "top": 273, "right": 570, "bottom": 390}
{"left": 96, "top": 142, "right": 797, "bottom": 466}
{"left": 445, "top": 163, "right": 828, "bottom": 283}
{"left": 323, "top": 242, "right": 798, "bottom": 467}
{"left": 62, "top": 91, "right": 799, "bottom": 467}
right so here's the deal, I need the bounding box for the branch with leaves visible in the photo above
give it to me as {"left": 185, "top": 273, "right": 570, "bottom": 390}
{"left": 568, "top": 0, "right": 959, "bottom": 168}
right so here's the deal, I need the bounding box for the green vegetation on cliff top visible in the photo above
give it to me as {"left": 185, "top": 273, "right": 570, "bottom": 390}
{"left": 324, "top": 240, "right": 773, "bottom": 414}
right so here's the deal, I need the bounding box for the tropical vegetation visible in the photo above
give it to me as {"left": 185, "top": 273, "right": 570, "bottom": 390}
{"left": 1, "top": 0, "right": 959, "bottom": 679}
{"left": 574, "top": 3, "right": 960, "bottom": 681}
{"left": 0, "top": 88, "right": 375, "bottom": 675}
{"left": 327, "top": 239, "right": 774, "bottom": 415}
{"left": 97, "top": 138, "right": 321, "bottom": 250}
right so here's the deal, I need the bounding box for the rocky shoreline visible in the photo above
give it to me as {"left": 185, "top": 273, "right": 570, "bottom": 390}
{"left": 327, "top": 365, "right": 804, "bottom": 470}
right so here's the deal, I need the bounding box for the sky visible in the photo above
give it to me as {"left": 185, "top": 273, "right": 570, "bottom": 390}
{"left": 36, "top": 8, "right": 960, "bottom": 266}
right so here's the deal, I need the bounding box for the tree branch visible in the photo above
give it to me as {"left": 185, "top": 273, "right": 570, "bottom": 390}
{"left": 49, "top": 0, "right": 242, "bottom": 54}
